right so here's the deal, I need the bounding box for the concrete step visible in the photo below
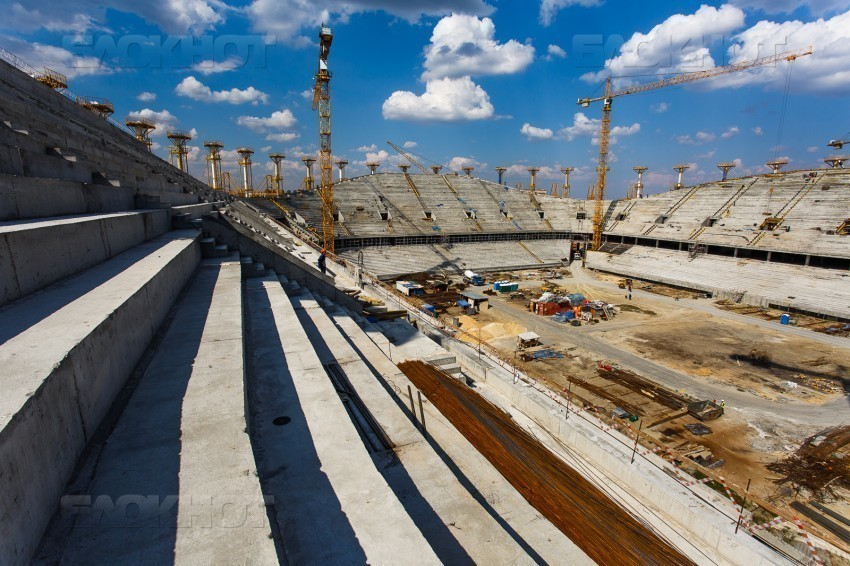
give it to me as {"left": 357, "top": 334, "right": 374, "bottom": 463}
{"left": 0, "top": 209, "right": 171, "bottom": 308}
{"left": 0, "top": 231, "right": 201, "bottom": 565}
{"left": 243, "top": 274, "right": 439, "bottom": 564}
{"left": 0, "top": 173, "right": 135, "bottom": 221}
{"left": 36, "top": 257, "right": 277, "bottom": 564}
{"left": 325, "top": 304, "right": 594, "bottom": 564}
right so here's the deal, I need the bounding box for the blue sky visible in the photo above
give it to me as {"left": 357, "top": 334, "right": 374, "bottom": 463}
{"left": 2, "top": 0, "right": 849, "bottom": 197}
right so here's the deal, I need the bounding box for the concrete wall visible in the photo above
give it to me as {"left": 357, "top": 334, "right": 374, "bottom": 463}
{"left": 0, "top": 175, "right": 136, "bottom": 221}
{"left": 0, "top": 210, "right": 170, "bottom": 308}
{"left": 0, "top": 237, "right": 200, "bottom": 566}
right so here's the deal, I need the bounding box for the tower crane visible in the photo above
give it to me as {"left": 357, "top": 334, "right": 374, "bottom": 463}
{"left": 313, "top": 25, "right": 335, "bottom": 253}
{"left": 578, "top": 46, "right": 812, "bottom": 251}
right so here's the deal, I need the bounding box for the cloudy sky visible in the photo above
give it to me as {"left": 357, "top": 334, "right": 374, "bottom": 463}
{"left": 3, "top": 1, "right": 849, "bottom": 197}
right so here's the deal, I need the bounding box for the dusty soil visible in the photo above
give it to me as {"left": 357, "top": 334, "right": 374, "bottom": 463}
{"left": 441, "top": 266, "right": 849, "bottom": 548}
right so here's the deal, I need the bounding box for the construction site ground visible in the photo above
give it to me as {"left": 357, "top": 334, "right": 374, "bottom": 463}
{"left": 438, "top": 265, "right": 850, "bottom": 551}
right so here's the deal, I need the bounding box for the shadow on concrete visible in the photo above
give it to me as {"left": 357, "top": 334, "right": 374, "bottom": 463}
{"left": 33, "top": 261, "right": 216, "bottom": 565}
{"left": 293, "top": 300, "right": 475, "bottom": 564}
{"left": 0, "top": 237, "right": 175, "bottom": 344}
{"left": 244, "top": 284, "right": 368, "bottom": 564}
{"left": 329, "top": 310, "right": 548, "bottom": 564}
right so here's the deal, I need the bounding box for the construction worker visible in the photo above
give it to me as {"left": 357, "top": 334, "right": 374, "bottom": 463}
{"left": 318, "top": 248, "right": 327, "bottom": 275}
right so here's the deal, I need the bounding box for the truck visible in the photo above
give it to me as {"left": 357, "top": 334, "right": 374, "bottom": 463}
{"left": 463, "top": 270, "right": 485, "bottom": 286}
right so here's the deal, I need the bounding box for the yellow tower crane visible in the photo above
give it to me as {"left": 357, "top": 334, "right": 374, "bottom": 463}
{"left": 313, "top": 26, "right": 335, "bottom": 253}
{"left": 579, "top": 46, "right": 812, "bottom": 251}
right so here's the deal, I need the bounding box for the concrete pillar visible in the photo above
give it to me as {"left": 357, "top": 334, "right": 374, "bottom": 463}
{"left": 495, "top": 167, "right": 507, "bottom": 186}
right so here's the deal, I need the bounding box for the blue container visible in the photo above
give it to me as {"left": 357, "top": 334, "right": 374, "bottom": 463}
{"left": 780, "top": 313, "right": 790, "bottom": 325}
{"left": 493, "top": 282, "right": 502, "bottom": 291}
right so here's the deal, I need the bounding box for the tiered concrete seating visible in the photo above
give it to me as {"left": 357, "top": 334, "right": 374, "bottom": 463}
{"left": 0, "top": 232, "right": 201, "bottom": 563}
{"left": 337, "top": 239, "right": 566, "bottom": 278}
{"left": 587, "top": 247, "right": 850, "bottom": 319}
{"left": 0, "top": 210, "right": 170, "bottom": 307}
{"left": 244, "top": 274, "right": 439, "bottom": 563}
{"left": 0, "top": 55, "right": 229, "bottom": 565}
{"left": 36, "top": 257, "right": 278, "bottom": 564}
{"left": 0, "top": 60, "right": 214, "bottom": 205}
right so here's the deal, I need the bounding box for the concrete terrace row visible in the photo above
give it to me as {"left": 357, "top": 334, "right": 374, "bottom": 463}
{"left": 599, "top": 170, "right": 850, "bottom": 258}
{"left": 0, "top": 59, "right": 219, "bottom": 207}
{"left": 586, "top": 246, "right": 850, "bottom": 320}
{"left": 277, "top": 170, "right": 848, "bottom": 261}
{"left": 338, "top": 239, "right": 574, "bottom": 279}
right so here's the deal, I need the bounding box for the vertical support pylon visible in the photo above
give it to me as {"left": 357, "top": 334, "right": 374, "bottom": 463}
{"left": 462, "top": 166, "right": 474, "bottom": 178}
{"left": 431, "top": 165, "right": 443, "bottom": 175}
{"left": 125, "top": 117, "right": 155, "bottom": 151}
{"left": 167, "top": 129, "right": 192, "bottom": 173}
{"left": 824, "top": 156, "right": 845, "bottom": 169}
{"left": 335, "top": 159, "right": 348, "bottom": 181}
{"left": 527, "top": 167, "right": 540, "bottom": 192}
{"left": 366, "top": 162, "right": 380, "bottom": 174}
{"left": 717, "top": 162, "right": 736, "bottom": 181}
{"left": 766, "top": 159, "right": 788, "bottom": 174}
{"left": 495, "top": 166, "right": 507, "bottom": 186}
{"left": 204, "top": 141, "right": 224, "bottom": 190}
{"left": 398, "top": 164, "right": 411, "bottom": 174}
{"left": 673, "top": 164, "right": 690, "bottom": 190}
{"left": 301, "top": 156, "right": 316, "bottom": 191}
{"left": 237, "top": 147, "right": 254, "bottom": 196}
{"left": 560, "top": 167, "right": 574, "bottom": 198}
{"left": 269, "top": 153, "right": 285, "bottom": 194}
{"left": 632, "top": 166, "right": 647, "bottom": 199}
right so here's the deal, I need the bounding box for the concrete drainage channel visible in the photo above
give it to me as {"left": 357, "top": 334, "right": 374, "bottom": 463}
{"left": 324, "top": 362, "right": 394, "bottom": 452}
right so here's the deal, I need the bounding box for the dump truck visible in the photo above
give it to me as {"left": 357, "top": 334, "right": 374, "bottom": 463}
{"left": 687, "top": 400, "right": 724, "bottom": 421}
{"left": 463, "top": 270, "right": 485, "bottom": 286}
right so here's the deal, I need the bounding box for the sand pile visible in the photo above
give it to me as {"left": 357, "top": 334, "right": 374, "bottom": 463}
{"left": 457, "top": 315, "right": 526, "bottom": 343}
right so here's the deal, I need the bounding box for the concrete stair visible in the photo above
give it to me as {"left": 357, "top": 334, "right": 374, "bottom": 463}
{"left": 33, "top": 256, "right": 277, "bottom": 564}
{"left": 0, "top": 232, "right": 201, "bottom": 564}
{"left": 0, "top": 210, "right": 172, "bottom": 307}
{"left": 243, "top": 273, "right": 440, "bottom": 564}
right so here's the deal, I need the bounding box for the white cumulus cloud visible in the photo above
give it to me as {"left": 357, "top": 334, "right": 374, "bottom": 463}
{"left": 677, "top": 131, "right": 717, "bottom": 145}
{"left": 721, "top": 125, "right": 740, "bottom": 139}
{"left": 192, "top": 56, "right": 245, "bottom": 75}
{"left": 546, "top": 44, "right": 567, "bottom": 59}
{"left": 175, "top": 76, "right": 269, "bottom": 105}
{"left": 236, "top": 109, "right": 297, "bottom": 132}
{"left": 752, "top": 126, "right": 764, "bottom": 136}
{"left": 520, "top": 123, "right": 555, "bottom": 141}
{"left": 403, "top": 141, "right": 418, "bottom": 149}
{"left": 539, "top": 0, "right": 604, "bottom": 26}
{"left": 716, "top": 9, "right": 850, "bottom": 94}
{"left": 357, "top": 144, "right": 377, "bottom": 152}
{"left": 382, "top": 76, "right": 494, "bottom": 122}
{"left": 265, "top": 132, "right": 300, "bottom": 142}
{"left": 559, "top": 112, "right": 640, "bottom": 144}
{"left": 248, "top": 0, "right": 495, "bottom": 47}
{"left": 651, "top": 102, "right": 669, "bottom": 113}
{"left": 421, "top": 14, "right": 534, "bottom": 80}
{"left": 582, "top": 5, "right": 745, "bottom": 85}
{"left": 137, "top": 91, "right": 157, "bottom": 102}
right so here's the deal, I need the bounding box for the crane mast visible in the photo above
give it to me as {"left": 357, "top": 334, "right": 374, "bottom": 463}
{"left": 313, "top": 26, "right": 334, "bottom": 254}
{"left": 387, "top": 141, "right": 431, "bottom": 174}
{"left": 579, "top": 46, "right": 812, "bottom": 251}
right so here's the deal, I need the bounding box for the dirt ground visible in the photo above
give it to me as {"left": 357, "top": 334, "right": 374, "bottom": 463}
{"left": 437, "top": 266, "right": 850, "bottom": 551}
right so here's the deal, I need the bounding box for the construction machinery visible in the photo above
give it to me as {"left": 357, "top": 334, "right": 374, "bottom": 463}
{"left": 313, "top": 25, "right": 335, "bottom": 253}
{"left": 578, "top": 46, "right": 812, "bottom": 251}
